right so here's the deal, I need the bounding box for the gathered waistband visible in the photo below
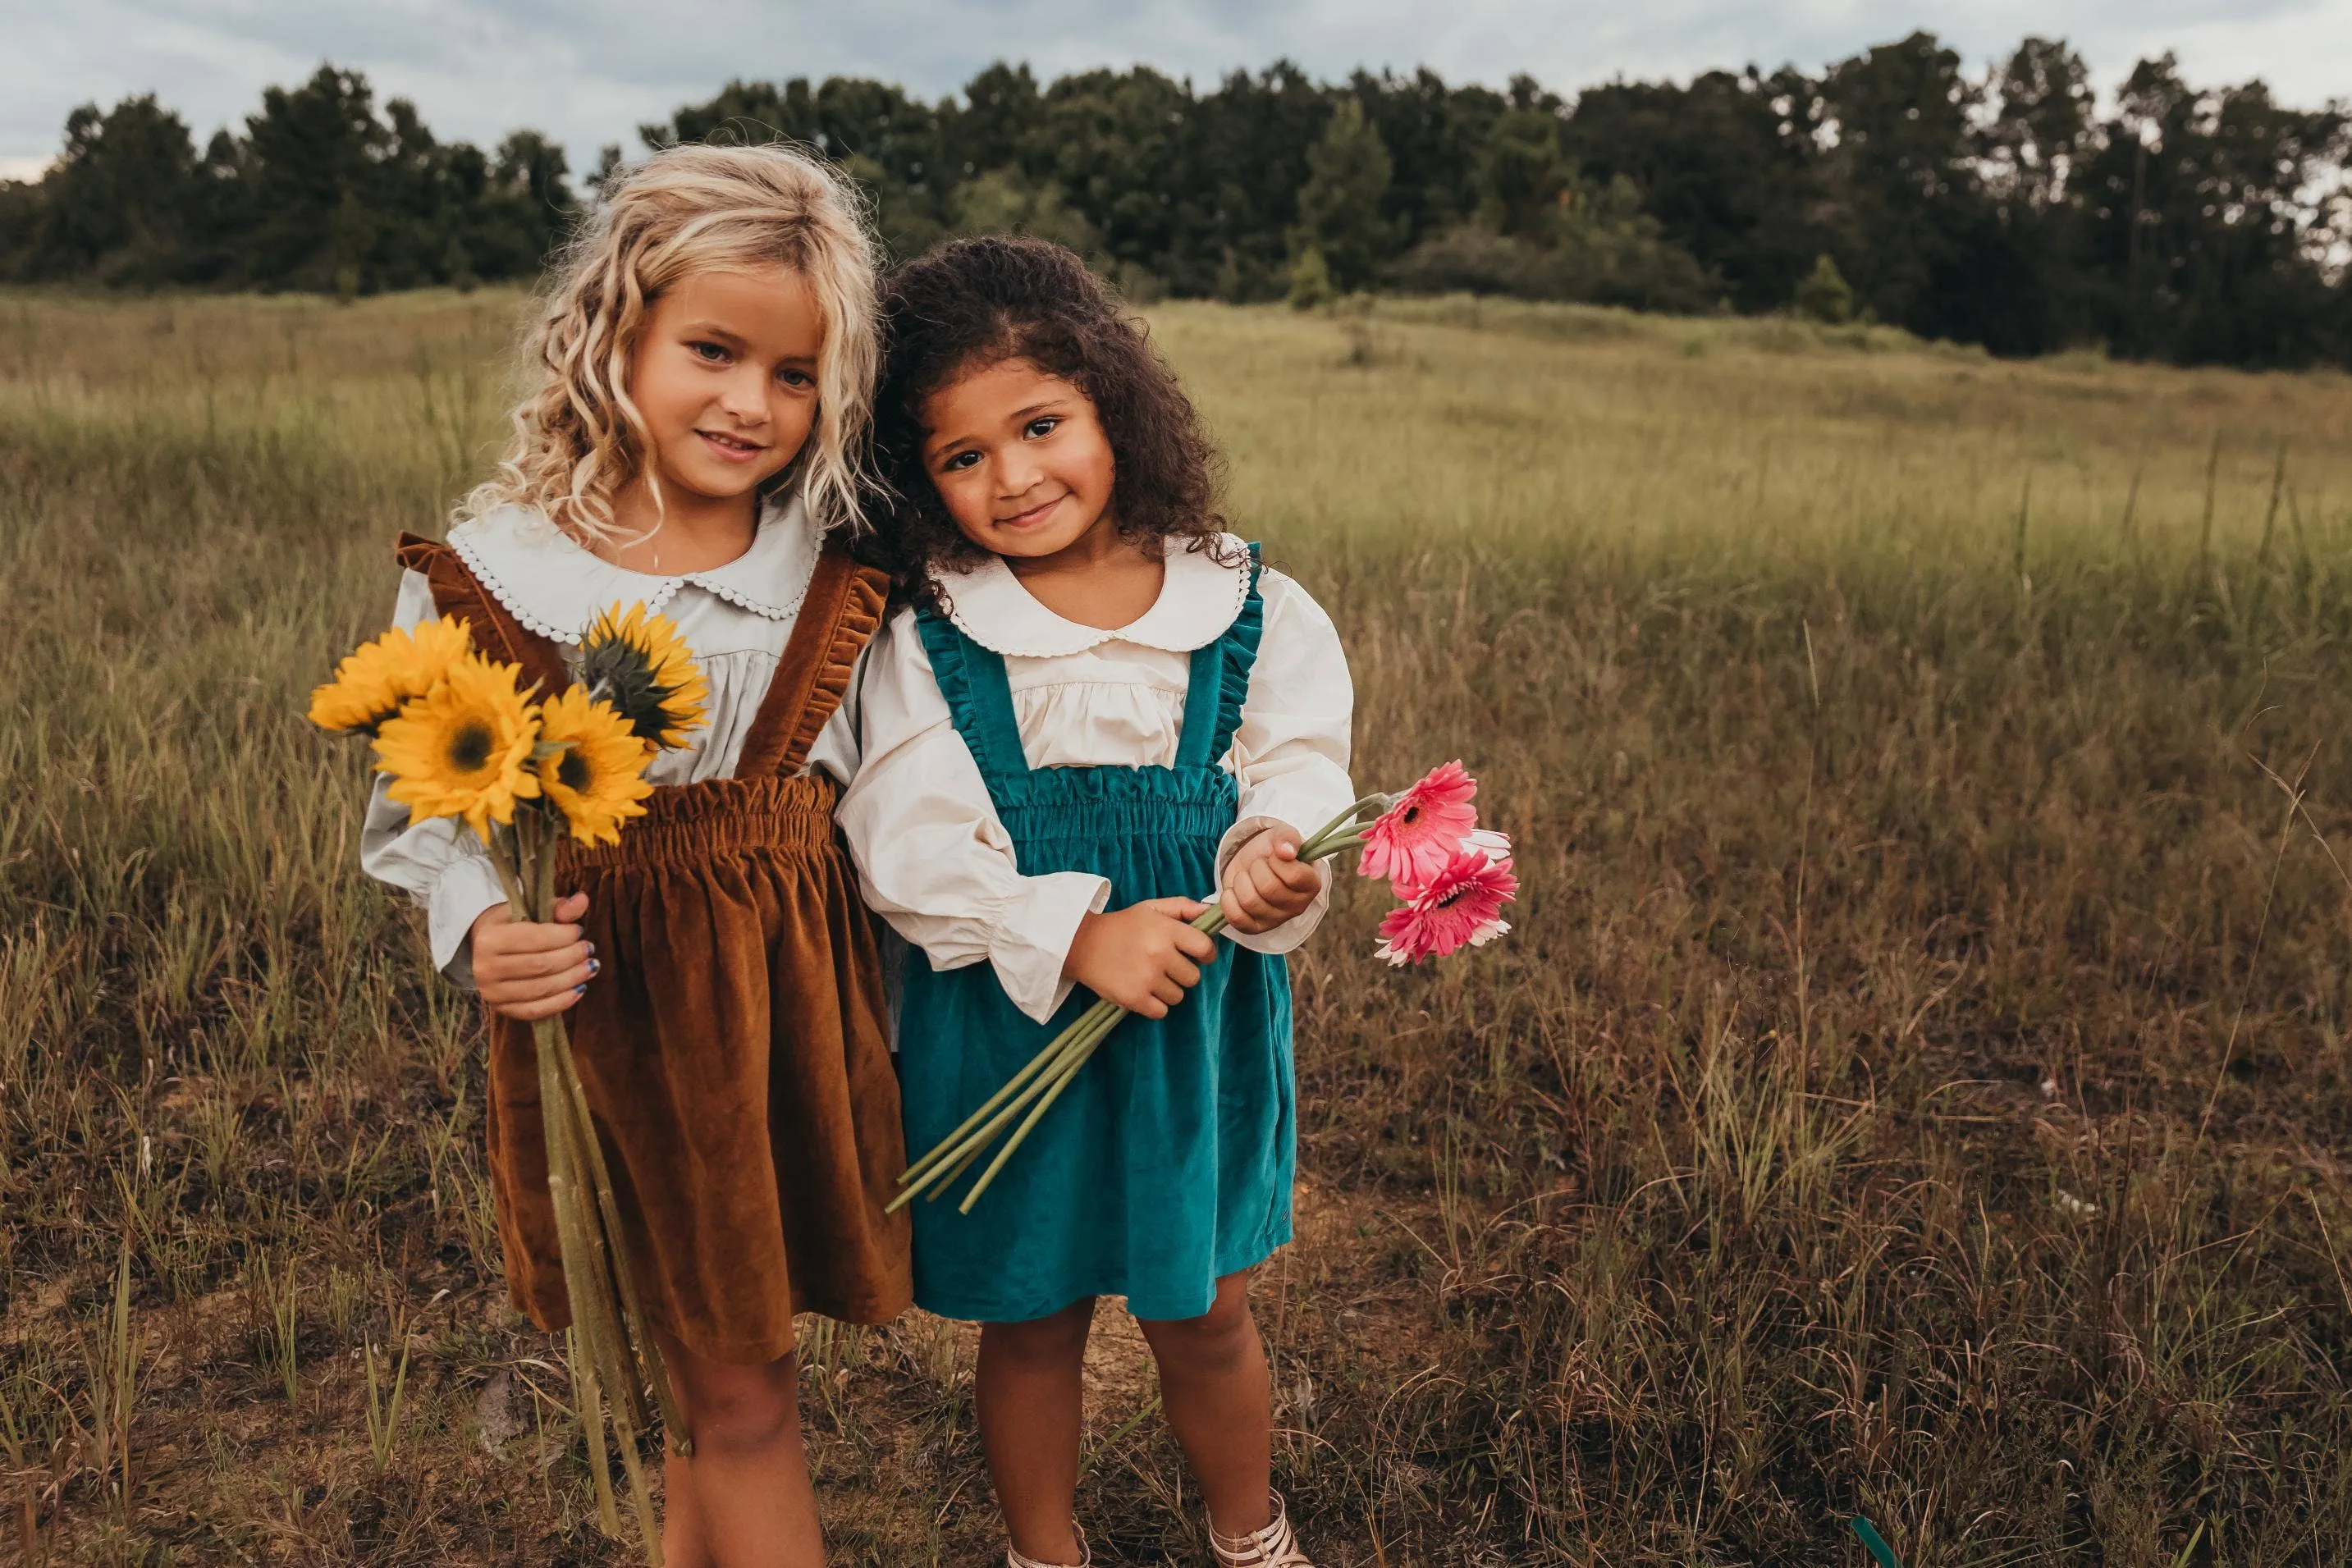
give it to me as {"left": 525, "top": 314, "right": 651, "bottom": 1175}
{"left": 563, "top": 773, "right": 846, "bottom": 872}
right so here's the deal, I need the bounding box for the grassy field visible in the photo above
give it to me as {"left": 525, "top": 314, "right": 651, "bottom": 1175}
{"left": 4, "top": 286, "right": 2352, "bottom": 1566}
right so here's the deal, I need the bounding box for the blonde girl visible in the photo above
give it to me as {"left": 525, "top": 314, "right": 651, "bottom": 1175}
{"left": 360, "top": 144, "right": 907, "bottom": 1567}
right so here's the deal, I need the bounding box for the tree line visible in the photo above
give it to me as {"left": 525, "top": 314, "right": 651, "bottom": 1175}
{"left": 3, "top": 34, "right": 2348, "bottom": 368}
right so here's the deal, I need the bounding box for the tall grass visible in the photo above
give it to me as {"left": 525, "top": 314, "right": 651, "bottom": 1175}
{"left": 3, "top": 287, "right": 2350, "bottom": 1563}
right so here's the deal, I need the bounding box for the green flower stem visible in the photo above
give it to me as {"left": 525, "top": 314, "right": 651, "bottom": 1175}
{"left": 489, "top": 811, "right": 670, "bottom": 1566}
{"left": 922, "top": 1007, "right": 1127, "bottom": 1204}
{"left": 888, "top": 1006, "right": 1114, "bottom": 1213}
{"left": 892, "top": 793, "right": 1393, "bottom": 1211}
{"left": 959, "top": 1026, "right": 1099, "bottom": 1213}
{"left": 556, "top": 1020, "right": 689, "bottom": 1451}
{"left": 895, "top": 999, "right": 1116, "bottom": 1188}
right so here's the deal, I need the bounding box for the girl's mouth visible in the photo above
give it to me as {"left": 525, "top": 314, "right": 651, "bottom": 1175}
{"left": 697, "top": 428, "right": 767, "bottom": 463}
{"left": 997, "top": 492, "right": 1065, "bottom": 528}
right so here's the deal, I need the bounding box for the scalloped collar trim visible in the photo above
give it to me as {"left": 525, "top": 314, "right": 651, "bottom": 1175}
{"left": 940, "top": 534, "right": 1252, "bottom": 658}
{"left": 445, "top": 496, "right": 822, "bottom": 645}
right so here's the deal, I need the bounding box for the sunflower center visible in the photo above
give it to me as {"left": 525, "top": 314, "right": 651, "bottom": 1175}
{"left": 447, "top": 720, "right": 495, "bottom": 775}
{"left": 557, "top": 750, "right": 593, "bottom": 792}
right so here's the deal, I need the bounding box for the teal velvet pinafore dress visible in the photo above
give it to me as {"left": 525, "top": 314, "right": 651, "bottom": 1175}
{"left": 898, "top": 552, "right": 1296, "bottom": 1324}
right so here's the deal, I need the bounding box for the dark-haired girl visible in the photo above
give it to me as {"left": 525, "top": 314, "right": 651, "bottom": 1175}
{"left": 839, "top": 237, "right": 1354, "bottom": 1567}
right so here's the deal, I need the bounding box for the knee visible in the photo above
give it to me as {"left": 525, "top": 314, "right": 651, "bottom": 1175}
{"left": 1140, "top": 1291, "right": 1257, "bottom": 1378}
{"left": 983, "top": 1297, "right": 1096, "bottom": 1370}
{"left": 675, "top": 1355, "right": 800, "bottom": 1457}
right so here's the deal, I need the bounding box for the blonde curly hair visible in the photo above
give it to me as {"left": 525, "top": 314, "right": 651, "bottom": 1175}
{"left": 460, "top": 142, "right": 880, "bottom": 546}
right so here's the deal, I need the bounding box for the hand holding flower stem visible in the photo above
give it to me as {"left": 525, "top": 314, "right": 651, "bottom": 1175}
{"left": 890, "top": 793, "right": 1393, "bottom": 1214}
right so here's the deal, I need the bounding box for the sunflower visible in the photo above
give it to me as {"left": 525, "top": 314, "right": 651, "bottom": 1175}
{"left": 372, "top": 653, "right": 542, "bottom": 838}
{"left": 307, "top": 615, "right": 474, "bottom": 735}
{"left": 578, "top": 601, "right": 710, "bottom": 749}
{"left": 534, "top": 686, "right": 656, "bottom": 847}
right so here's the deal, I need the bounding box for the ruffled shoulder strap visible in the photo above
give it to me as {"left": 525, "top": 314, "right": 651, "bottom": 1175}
{"left": 734, "top": 544, "right": 889, "bottom": 779}
{"left": 394, "top": 532, "right": 570, "bottom": 697}
{"left": 913, "top": 604, "right": 1030, "bottom": 780}
{"left": 1176, "top": 543, "right": 1265, "bottom": 770}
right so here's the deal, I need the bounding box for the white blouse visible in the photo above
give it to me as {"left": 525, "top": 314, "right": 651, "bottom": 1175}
{"left": 359, "top": 495, "right": 858, "bottom": 986}
{"left": 838, "top": 535, "right": 1357, "bottom": 1026}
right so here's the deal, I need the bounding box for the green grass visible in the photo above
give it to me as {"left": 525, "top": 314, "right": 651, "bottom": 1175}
{"left": 4, "top": 287, "right": 2351, "bottom": 1564}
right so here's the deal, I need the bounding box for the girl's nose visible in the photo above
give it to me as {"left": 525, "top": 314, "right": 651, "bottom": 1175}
{"left": 996, "top": 447, "right": 1044, "bottom": 496}
{"left": 717, "top": 368, "right": 770, "bottom": 421}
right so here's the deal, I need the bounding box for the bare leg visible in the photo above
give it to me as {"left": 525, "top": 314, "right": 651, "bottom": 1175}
{"left": 654, "top": 1331, "right": 823, "bottom": 1568}
{"left": 663, "top": 1435, "right": 707, "bottom": 1568}
{"left": 1136, "top": 1271, "right": 1274, "bottom": 1538}
{"left": 975, "top": 1297, "right": 1096, "bottom": 1565}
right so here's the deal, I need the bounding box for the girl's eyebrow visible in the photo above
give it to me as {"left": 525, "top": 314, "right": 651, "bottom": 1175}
{"left": 683, "top": 321, "right": 817, "bottom": 367}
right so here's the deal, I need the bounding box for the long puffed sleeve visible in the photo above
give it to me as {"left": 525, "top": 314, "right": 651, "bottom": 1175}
{"left": 1214, "top": 569, "right": 1357, "bottom": 954}
{"left": 356, "top": 569, "right": 510, "bottom": 989}
{"left": 840, "top": 614, "right": 1112, "bottom": 1025}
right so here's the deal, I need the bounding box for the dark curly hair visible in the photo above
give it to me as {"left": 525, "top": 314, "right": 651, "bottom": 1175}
{"left": 867, "top": 235, "right": 1234, "bottom": 604}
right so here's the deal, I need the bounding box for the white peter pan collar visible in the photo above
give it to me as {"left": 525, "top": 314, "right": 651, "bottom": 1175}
{"left": 446, "top": 493, "right": 823, "bottom": 644}
{"left": 940, "top": 533, "right": 1253, "bottom": 658}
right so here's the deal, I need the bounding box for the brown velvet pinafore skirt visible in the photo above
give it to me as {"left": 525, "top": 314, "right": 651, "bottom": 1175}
{"left": 397, "top": 533, "right": 912, "bottom": 1365}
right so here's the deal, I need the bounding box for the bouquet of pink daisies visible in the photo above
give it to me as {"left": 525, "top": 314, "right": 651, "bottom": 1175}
{"left": 891, "top": 761, "right": 1517, "bottom": 1214}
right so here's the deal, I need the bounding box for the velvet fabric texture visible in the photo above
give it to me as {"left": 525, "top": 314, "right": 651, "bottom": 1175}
{"left": 394, "top": 532, "right": 912, "bottom": 1364}
{"left": 895, "top": 553, "right": 1296, "bottom": 1324}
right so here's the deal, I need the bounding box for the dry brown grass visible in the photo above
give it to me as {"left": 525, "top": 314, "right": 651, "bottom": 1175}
{"left": 4, "top": 287, "right": 2351, "bottom": 1564}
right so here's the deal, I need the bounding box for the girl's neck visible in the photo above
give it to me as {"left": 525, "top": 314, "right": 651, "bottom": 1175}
{"left": 597, "top": 477, "right": 761, "bottom": 576}
{"left": 1001, "top": 514, "right": 1165, "bottom": 631}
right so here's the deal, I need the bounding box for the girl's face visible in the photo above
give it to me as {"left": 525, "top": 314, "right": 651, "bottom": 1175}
{"left": 921, "top": 356, "right": 1117, "bottom": 561}
{"left": 627, "top": 265, "right": 824, "bottom": 505}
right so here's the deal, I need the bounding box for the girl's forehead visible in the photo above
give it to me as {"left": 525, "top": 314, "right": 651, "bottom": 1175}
{"left": 661, "top": 263, "right": 809, "bottom": 300}
{"left": 651, "top": 266, "right": 826, "bottom": 341}
{"left": 934, "top": 356, "right": 1078, "bottom": 405}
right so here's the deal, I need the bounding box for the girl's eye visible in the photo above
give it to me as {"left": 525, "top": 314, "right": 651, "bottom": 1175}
{"left": 690, "top": 341, "right": 729, "bottom": 363}
{"left": 777, "top": 368, "right": 815, "bottom": 390}
{"left": 940, "top": 450, "right": 981, "bottom": 473}
{"left": 1023, "top": 415, "right": 1060, "bottom": 439}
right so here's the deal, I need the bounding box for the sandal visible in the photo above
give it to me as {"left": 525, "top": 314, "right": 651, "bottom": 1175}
{"left": 1008, "top": 1521, "right": 1091, "bottom": 1568}
{"left": 1210, "top": 1491, "right": 1315, "bottom": 1567}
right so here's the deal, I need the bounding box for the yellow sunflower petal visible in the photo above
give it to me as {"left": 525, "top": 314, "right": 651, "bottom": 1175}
{"left": 308, "top": 615, "right": 474, "bottom": 734}
{"left": 372, "top": 652, "right": 542, "bottom": 837}
{"left": 534, "top": 688, "right": 655, "bottom": 848}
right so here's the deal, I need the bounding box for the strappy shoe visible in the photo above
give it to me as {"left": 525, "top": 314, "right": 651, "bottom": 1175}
{"left": 1210, "top": 1491, "right": 1316, "bottom": 1567}
{"left": 1007, "top": 1521, "right": 1091, "bottom": 1568}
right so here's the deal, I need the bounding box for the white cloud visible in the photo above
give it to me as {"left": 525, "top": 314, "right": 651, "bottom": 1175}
{"left": 1, "top": 0, "right": 2343, "bottom": 170}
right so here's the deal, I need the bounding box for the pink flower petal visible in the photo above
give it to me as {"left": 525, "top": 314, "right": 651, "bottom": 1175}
{"left": 1359, "top": 760, "right": 1480, "bottom": 893}
{"left": 1370, "top": 844, "right": 1517, "bottom": 965}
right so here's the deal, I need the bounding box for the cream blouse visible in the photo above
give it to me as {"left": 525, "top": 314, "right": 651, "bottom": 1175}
{"left": 359, "top": 495, "right": 858, "bottom": 986}
{"left": 838, "top": 535, "right": 1357, "bottom": 1026}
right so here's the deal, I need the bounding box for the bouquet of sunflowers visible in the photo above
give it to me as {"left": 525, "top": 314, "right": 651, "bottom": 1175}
{"left": 310, "top": 604, "right": 704, "bottom": 1563}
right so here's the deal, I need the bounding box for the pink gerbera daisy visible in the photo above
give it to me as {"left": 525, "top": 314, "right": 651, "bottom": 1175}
{"left": 1372, "top": 844, "right": 1517, "bottom": 966}
{"left": 1358, "top": 760, "right": 1479, "bottom": 893}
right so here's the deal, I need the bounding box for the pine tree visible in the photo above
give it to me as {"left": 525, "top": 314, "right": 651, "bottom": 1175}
{"left": 1289, "top": 99, "right": 1396, "bottom": 292}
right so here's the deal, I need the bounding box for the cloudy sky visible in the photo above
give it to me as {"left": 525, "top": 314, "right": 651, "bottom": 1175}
{"left": 4, "top": 0, "right": 2347, "bottom": 180}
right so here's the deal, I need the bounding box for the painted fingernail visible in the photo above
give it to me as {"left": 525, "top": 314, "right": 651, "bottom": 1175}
{"left": 588, "top": 958, "right": 601, "bottom": 976}
{"left": 574, "top": 984, "right": 587, "bottom": 994}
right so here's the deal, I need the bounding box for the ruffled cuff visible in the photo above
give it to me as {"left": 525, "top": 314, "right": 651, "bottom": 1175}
{"left": 982, "top": 871, "right": 1114, "bottom": 1023}
{"left": 1214, "top": 813, "right": 1334, "bottom": 956}
{"left": 427, "top": 855, "right": 512, "bottom": 991}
